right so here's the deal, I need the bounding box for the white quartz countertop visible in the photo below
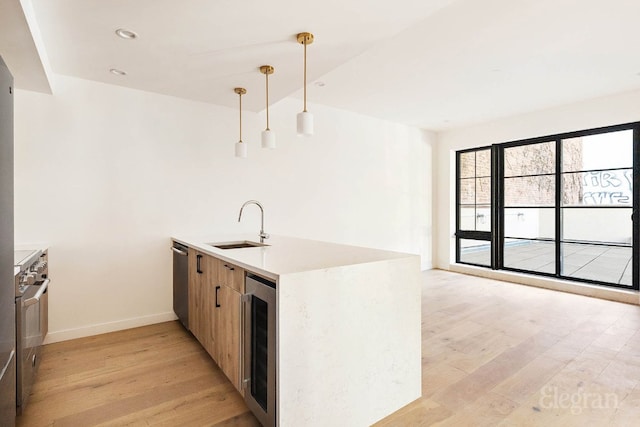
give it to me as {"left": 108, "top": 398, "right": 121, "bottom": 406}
{"left": 172, "top": 234, "right": 416, "bottom": 280}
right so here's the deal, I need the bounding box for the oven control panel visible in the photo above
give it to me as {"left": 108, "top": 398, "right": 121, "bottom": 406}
{"left": 30, "top": 254, "right": 48, "bottom": 282}
{"left": 14, "top": 249, "right": 48, "bottom": 295}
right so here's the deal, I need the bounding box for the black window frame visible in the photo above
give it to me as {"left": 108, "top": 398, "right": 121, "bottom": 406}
{"left": 455, "top": 121, "right": 640, "bottom": 291}
{"left": 455, "top": 146, "right": 494, "bottom": 268}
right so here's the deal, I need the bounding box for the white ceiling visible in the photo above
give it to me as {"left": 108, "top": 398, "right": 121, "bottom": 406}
{"left": 5, "top": 0, "right": 640, "bottom": 130}
{"left": 0, "top": 0, "right": 50, "bottom": 93}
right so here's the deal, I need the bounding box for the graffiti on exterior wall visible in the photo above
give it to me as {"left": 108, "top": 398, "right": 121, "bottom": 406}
{"left": 582, "top": 170, "right": 632, "bottom": 205}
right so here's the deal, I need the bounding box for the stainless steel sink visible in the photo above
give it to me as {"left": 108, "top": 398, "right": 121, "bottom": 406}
{"left": 207, "top": 241, "right": 269, "bottom": 250}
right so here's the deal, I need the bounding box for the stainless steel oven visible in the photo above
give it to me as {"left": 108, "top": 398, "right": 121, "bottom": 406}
{"left": 14, "top": 249, "right": 48, "bottom": 414}
{"left": 243, "top": 273, "right": 276, "bottom": 427}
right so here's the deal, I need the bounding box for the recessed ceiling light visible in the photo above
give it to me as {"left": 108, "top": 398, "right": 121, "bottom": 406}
{"left": 109, "top": 68, "right": 127, "bottom": 76}
{"left": 115, "top": 28, "right": 137, "bottom": 39}
{"left": 314, "top": 81, "right": 325, "bottom": 87}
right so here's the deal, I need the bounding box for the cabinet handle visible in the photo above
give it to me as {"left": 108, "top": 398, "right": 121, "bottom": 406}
{"left": 171, "top": 246, "right": 188, "bottom": 256}
{"left": 224, "top": 264, "right": 235, "bottom": 271}
{"left": 215, "top": 285, "right": 221, "bottom": 308}
{"left": 197, "top": 255, "right": 203, "bottom": 274}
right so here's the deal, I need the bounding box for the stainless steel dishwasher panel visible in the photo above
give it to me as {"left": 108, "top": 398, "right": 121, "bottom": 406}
{"left": 171, "top": 243, "right": 189, "bottom": 330}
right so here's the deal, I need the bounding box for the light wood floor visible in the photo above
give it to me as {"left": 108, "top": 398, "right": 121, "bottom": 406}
{"left": 18, "top": 270, "right": 640, "bottom": 426}
{"left": 17, "top": 322, "right": 260, "bottom": 426}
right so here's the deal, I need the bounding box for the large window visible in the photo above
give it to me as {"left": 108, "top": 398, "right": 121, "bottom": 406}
{"left": 560, "top": 131, "right": 634, "bottom": 285}
{"left": 502, "top": 141, "right": 556, "bottom": 275}
{"left": 456, "top": 123, "right": 639, "bottom": 290}
{"left": 456, "top": 148, "right": 492, "bottom": 267}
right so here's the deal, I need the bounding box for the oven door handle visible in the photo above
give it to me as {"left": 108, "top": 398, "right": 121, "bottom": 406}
{"left": 24, "top": 279, "right": 50, "bottom": 307}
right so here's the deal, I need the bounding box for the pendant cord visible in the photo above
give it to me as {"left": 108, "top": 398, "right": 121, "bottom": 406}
{"left": 303, "top": 40, "right": 307, "bottom": 112}
{"left": 239, "top": 92, "right": 243, "bottom": 143}
{"left": 266, "top": 72, "right": 270, "bottom": 130}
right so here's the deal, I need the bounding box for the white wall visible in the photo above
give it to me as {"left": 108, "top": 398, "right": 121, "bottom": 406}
{"left": 14, "top": 74, "right": 433, "bottom": 342}
{"left": 434, "top": 89, "right": 640, "bottom": 268}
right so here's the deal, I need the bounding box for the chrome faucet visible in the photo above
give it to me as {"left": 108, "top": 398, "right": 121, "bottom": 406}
{"left": 238, "top": 200, "right": 269, "bottom": 243}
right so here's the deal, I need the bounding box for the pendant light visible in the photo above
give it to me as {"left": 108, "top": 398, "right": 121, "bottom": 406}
{"left": 260, "top": 65, "right": 276, "bottom": 149}
{"left": 234, "top": 87, "right": 247, "bottom": 158}
{"left": 296, "top": 32, "right": 314, "bottom": 137}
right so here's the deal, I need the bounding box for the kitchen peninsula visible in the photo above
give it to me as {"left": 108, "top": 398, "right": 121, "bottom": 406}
{"left": 172, "top": 234, "right": 421, "bottom": 426}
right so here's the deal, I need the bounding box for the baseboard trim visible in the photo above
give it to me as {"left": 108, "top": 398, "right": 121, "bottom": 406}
{"left": 44, "top": 312, "right": 178, "bottom": 344}
{"left": 449, "top": 264, "right": 639, "bottom": 305}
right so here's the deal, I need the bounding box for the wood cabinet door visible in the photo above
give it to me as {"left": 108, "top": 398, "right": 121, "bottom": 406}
{"left": 189, "top": 250, "right": 218, "bottom": 360}
{"left": 190, "top": 252, "right": 244, "bottom": 391}
{"left": 216, "top": 285, "right": 242, "bottom": 392}
{"left": 200, "top": 254, "right": 218, "bottom": 360}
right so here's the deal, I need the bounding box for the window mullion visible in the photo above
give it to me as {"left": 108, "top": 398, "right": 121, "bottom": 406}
{"left": 492, "top": 144, "right": 502, "bottom": 270}
{"left": 633, "top": 128, "right": 640, "bottom": 290}
{"left": 556, "top": 139, "right": 562, "bottom": 277}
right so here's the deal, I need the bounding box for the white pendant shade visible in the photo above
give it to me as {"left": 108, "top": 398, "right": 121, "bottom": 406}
{"left": 261, "top": 129, "right": 276, "bottom": 148}
{"left": 235, "top": 141, "right": 247, "bottom": 158}
{"left": 297, "top": 111, "right": 313, "bottom": 136}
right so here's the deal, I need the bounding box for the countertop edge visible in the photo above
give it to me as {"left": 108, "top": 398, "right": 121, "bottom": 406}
{"left": 171, "top": 235, "right": 418, "bottom": 280}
